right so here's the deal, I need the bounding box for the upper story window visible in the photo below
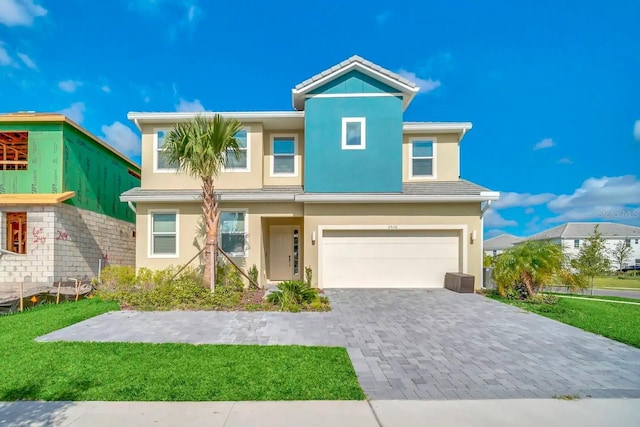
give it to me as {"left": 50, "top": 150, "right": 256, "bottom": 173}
{"left": 271, "top": 135, "right": 297, "bottom": 176}
{"left": 625, "top": 239, "right": 631, "bottom": 248}
{"left": 0, "top": 132, "right": 28, "bottom": 171}
{"left": 220, "top": 211, "right": 247, "bottom": 257}
{"left": 341, "top": 118, "right": 366, "bottom": 150}
{"left": 150, "top": 211, "right": 178, "bottom": 257}
{"left": 410, "top": 139, "right": 435, "bottom": 178}
{"left": 573, "top": 239, "right": 580, "bottom": 248}
{"left": 224, "top": 130, "right": 249, "bottom": 172}
{"left": 154, "top": 130, "right": 177, "bottom": 173}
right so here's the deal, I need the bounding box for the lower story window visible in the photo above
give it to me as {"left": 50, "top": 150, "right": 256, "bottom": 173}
{"left": 151, "top": 212, "right": 177, "bottom": 256}
{"left": 220, "top": 211, "right": 246, "bottom": 256}
{"left": 6, "top": 212, "right": 27, "bottom": 254}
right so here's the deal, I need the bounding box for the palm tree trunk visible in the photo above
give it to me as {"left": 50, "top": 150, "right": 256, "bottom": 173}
{"left": 201, "top": 178, "right": 219, "bottom": 292}
{"left": 523, "top": 272, "right": 535, "bottom": 299}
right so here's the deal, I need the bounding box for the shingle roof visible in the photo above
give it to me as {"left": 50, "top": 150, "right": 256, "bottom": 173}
{"left": 293, "top": 55, "right": 417, "bottom": 91}
{"left": 121, "top": 180, "right": 495, "bottom": 202}
{"left": 527, "top": 222, "right": 640, "bottom": 240}
{"left": 483, "top": 234, "right": 523, "bottom": 251}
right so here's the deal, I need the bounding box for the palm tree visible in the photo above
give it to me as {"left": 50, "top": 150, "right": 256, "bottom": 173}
{"left": 493, "top": 240, "right": 566, "bottom": 299}
{"left": 164, "top": 114, "right": 244, "bottom": 291}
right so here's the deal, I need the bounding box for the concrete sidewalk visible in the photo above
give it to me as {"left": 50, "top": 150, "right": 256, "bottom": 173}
{"left": 1, "top": 399, "right": 639, "bottom": 427}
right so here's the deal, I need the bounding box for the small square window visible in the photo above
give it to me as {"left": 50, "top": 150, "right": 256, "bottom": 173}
{"left": 220, "top": 212, "right": 247, "bottom": 256}
{"left": 155, "top": 130, "right": 177, "bottom": 172}
{"left": 150, "top": 212, "right": 177, "bottom": 256}
{"left": 625, "top": 239, "right": 631, "bottom": 248}
{"left": 341, "top": 118, "right": 366, "bottom": 150}
{"left": 573, "top": 239, "right": 580, "bottom": 248}
{"left": 0, "top": 132, "right": 28, "bottom": 171}
{"left": 6, "top": 212, "right": 27, "bottom": 254}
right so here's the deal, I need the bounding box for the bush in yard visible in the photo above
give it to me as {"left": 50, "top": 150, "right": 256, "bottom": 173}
{"left": 493, "top": 240, "right": 581, "bottom": 301}
{"left": 267, "top": 280, "right": 329, "bottom": 312}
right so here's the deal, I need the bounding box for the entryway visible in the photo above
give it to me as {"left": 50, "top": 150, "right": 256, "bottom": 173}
{"left": 264, "top": 219, "right": 303, "bottom": 282}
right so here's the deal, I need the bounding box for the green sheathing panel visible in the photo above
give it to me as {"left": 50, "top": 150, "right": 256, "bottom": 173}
{"left": 308, "top": 70, "right": 398, "bottom": 95}
{"left": 62, "top": 124, "right": 140, "bottom": 223}
{"left": 0, "top": 123, "right": 63, "bottom": 194}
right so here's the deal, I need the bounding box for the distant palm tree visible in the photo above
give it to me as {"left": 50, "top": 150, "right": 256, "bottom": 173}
{"left": 493, "top": 240, "right": 566, "bottom": 299}
{"left": 164, "top": 115, "right": 244, "bottom": 291}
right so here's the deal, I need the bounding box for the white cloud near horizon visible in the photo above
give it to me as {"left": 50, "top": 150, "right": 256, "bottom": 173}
{"left": 533, "top": 138, "right": 554, "bottom": 150}
{"left": 492, "top": 192, "right": 555, "bottom": 209}
{"left": 101, "top": 121, "right": 141, "bottom": 157}
{"left": 0, "top": 0, "right": 47, "bottom": 27}
{"left": 396, "top": 69, "right": 441, "bottom": 93}
{"left": 58, "top": 79, "right": 82, "bottom": 93}
{"left": 176, "top": 98, "right": 205, "bottom": 112}
{"left": 59, "top": 102, "right": 86, "bottom": 124}
{"left": 484, "top": 209, "right": 517, "bottom": 227}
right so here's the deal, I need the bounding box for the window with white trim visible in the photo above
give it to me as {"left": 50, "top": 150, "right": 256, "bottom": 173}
{"left": 341, "top": 118, "right": 366, "bottom": 149}
{"left": 573, "top": 239, "right": 580, "bottom": 248}
{"left": 220, "top": 211, "right": 246, "bottom": 256}
{"left": 155, "top": 130, "right": 176, "bottom": 172}
{"left": 224, "top": 130, "right": 248, "bottom": 171}
{"left": 410, "top": 140, "right": 434, "bottom": 177}
{"left": 272, "top": 136, "right": 296, "bottom": 175}
{"left": 151, "top": 212, "right": 177, "bottom": 256}
{"left": 625, "top": 239, "right": 631, "bottom": 248}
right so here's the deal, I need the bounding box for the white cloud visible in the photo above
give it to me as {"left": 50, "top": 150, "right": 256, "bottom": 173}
{"left": 59, "top": 102, "right": 86, "bottom": 124}
{"left": 533, "top": 138, "right": 554, "bottom": 150}
{"left": 0, "top": 43, "right": 13, "bottom": 66}
{"left": 101, "top": 121, "right": 141, "bottom": 157}
{"left": 58, "top": 79, "right": 83, "bottom": 93}
{"left": 0, "top": 0, "right": 47, "bottom": 27}
{"left": 176, "top": 98, "right": 205, "bottom": 112}
{"left": 557, "top": 157, "right": 573, "bottom": 165}
{"left": 492, "top": 191, "right": 555, "bottom": 209}
{"left": 484, "top": 209, "right": 517, "bottom": 227}
{"left": 548, "top": 175, "right": 640, "bottom": 211}
{"left": 101, "top": 85, "right": 111, "bottom": 93}
{"left": 634, "top": 120, "right": 640, "bottom": 141}
{"left": 16, "top": 52, "right": 36, "bottom": 69}
{"left": 484, "top": 229, "right": 505, "bottom": 238}
{"left": 396, "top": 69, "right": 441, "bottom": 93}
{"left": 524, "top": 207, "right": 535, "bottom": 214}
{"left": 544, "top": 175, "right": 640, "bottom": 224}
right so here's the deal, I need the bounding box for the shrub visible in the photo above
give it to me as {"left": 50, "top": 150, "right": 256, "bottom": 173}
{"left": 267, "top": 280, "right": 321, "bottom": 311}
{"left": 248, "top": 264, "right": 259, "bottom": 289}
{"left": 215, "top": 262, "right": 245, "bottom": 291}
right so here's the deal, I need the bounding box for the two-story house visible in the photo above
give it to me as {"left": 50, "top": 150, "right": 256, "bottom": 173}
{"left": 0, "top": 112, "right": 140, "bottom": 285}
{"left": 121, "top": 56, "right": 499, "bottom": 289}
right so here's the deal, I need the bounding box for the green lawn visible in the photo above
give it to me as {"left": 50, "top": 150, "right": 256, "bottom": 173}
{"left": 0, "top": 300, "right": 364, "bottom": 401}
{"left": 593, "top": 276, "right": 640, "bottom": 290}
{"left": 488, "top": 295, "right": 640, "bottom": 348}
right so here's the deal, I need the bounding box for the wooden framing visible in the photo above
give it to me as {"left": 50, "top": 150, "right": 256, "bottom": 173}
{"left": 6, "top": 212, "right": 27, "bottom": 254}
{"left": 0, "top": 191, "right": 75, "bottom": 205}
{"left": 0, "top": 131, "right": 28, "bottom": 171}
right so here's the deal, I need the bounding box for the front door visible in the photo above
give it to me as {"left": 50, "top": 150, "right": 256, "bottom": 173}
{"left": 269, "top": 225, "right": 300, "bottom": 281}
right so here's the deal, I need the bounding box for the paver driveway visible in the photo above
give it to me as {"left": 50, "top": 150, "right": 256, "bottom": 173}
{"left": 38, "top": 290, "right": 640, "bottom": 400}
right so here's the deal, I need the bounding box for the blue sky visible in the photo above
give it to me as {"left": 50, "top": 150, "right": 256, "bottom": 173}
{"left": 1, "top": 0, "right": 639, "bottom": 237}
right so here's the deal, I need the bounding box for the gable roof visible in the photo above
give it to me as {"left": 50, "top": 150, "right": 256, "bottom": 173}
{"left": 291, "top": 55, "right": 420, "bottom": 111}
{"left": 528, "top": 222, "right": 640, "bottom": 240}
{"left": 483, "top": 234, "right": 523, "bottom": 251}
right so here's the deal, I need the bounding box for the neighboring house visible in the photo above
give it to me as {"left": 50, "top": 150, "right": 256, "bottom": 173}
{"left": 0, "top": 112, "right": 140, "bottom": 284}
{"left": 527, "top": 222, "right": 640, "bottom": 267}
{"left": 121, "top": 55, "right": 499, "bottom": 289}
{"left": 483, "top": 234, "right": 523, "bottom": 256}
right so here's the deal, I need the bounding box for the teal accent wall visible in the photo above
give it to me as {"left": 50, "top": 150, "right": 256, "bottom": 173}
{"left": 0, "top": 123, "right": 63, "bottom": 194}
{"left": 304, "top": 71, "right": 403, "bottom": 193}
{"left": 62, "top": 124, "right": 140, "bottom": 223}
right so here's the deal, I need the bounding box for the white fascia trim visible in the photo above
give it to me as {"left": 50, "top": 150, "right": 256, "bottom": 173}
{"left": 292, "top": 62, "right": 419, "bottom": 96}
{"left": 128, "top": 111, "right": 304, "bottom": 124}
{"left": 305, "top": 93, "right": 404, "bottom": 99}
{"left": 296, "top": 194, "right": 500, "bottom": 203}
{"left": 403, "top": 123, "right": 473, "bottom": 133}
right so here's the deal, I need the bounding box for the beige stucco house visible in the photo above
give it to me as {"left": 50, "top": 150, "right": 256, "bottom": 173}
{"left": 121, "top": 56, "right": 499, "bottom": 289}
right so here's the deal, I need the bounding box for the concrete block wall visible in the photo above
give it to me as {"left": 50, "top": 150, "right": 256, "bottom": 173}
{"left": 54, "top": 203, "right": 136, "bottom": 282}
{"left": 0, "top": 206, "right": 56, "bottom": 283}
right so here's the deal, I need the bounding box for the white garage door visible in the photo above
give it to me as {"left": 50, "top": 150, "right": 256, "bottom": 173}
{"left": 321, "top": 229, "right": 460, "bottom": 288}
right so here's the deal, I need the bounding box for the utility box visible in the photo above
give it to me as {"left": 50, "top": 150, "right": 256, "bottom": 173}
{"left": 444, "top": 272, "right": 475, "bottom": 293}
